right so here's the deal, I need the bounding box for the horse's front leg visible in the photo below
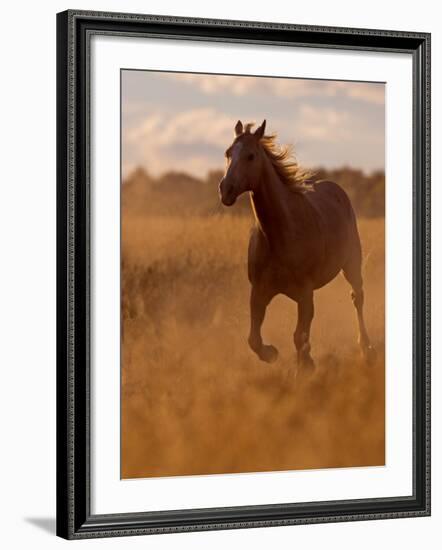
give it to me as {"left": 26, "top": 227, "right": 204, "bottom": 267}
{"left": 294, "top": 290, "right": 315, "bottom": 370}
{"left": 248, "top": 285, "right": 278, "bottom": 363}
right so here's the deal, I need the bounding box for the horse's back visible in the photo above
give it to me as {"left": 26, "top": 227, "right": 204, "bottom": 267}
{"left": 305, "top": 180, "right": 357, "bottom": 233}
{"left": 307, "top": 180, "right": 353, "bottom": 217}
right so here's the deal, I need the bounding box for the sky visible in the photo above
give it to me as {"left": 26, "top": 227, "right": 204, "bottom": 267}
{"left": 122, "top": 70, "right": 385, "bottom": 179}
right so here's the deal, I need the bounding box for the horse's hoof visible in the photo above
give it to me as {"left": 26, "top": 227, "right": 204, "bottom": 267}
{"left": 298, "top": 355, "right": 315, "bottom": 374}
{"left": 259, "top": 344, "right": 279, "bottom": 363}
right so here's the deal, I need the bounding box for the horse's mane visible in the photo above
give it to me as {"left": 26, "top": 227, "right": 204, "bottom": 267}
{"left": 244, "top": 123, "right": 313, "bottom": 192}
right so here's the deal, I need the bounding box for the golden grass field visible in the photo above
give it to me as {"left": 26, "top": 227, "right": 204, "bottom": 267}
{"left": 121, "top": 212, "right": 385, "bottom": 479}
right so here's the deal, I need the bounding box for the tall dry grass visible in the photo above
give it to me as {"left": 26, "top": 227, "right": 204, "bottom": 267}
{"left": 121, "top": 213, "right": 385, "bottom": 478}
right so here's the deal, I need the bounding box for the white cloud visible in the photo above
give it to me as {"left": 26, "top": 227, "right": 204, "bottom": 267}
{"left": 343, "top": 83, "right": 385, "bottom": 105}
{"left": 122, "top": 97, "right": 383, "bottom": 177}
{"left": 166, "top": 73, "right": 384, "bottom": 105}
{"left": 127, "top": 107, "right": 234, "bottom": 148}
{"left": 294, "top": 104, "right": 351, "bottom": 141}
{"left": 124, "top": 107, "right": 236, "bottom": 177}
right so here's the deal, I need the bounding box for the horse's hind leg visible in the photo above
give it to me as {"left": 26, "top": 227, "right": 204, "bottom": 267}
{"left": 294, "top": 290, "right": 315, "bottom": 370}
{"left": 343, "top": 259, "right": 375, "bottom": 364}
{"left": 248, "top": 285, "right": 278, "bottom": 363}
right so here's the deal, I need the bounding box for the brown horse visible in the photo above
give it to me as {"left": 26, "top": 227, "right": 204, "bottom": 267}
{"left": 219, "top": 120, "right": 374, "bottom": 369}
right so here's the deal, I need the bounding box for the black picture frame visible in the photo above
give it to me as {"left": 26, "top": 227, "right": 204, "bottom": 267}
{"left": 56, "top": 9, "right": 431, "bottom": 540}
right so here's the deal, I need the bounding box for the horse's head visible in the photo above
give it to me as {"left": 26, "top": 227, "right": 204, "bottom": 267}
{"left": 219, "top": 119, "right": 266, "bottom": 206}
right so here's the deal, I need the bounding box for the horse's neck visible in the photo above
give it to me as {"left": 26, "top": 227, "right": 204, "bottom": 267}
{"left": 250, "top": 159, "right": 306, "bottom": 249}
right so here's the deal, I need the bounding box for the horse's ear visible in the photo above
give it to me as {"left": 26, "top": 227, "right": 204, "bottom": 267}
{"left": 234, "top": 120, "right": 243, "bottom": 137}
{"left": 254, "top": 119, "right": 266, "bottom": 140}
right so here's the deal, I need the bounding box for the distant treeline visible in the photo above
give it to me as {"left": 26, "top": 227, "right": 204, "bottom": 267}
{"left": 123, "top": 166, "right": 385, "bottom": 219}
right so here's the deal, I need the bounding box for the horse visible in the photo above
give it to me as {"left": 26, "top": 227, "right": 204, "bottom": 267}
{"left": 218, "top": 119, "right": 374, "bottom": 369}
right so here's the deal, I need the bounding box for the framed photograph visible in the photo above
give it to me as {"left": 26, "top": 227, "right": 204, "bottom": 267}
{"left": 56, "top": 10, "right": 431, "bottom": 539}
